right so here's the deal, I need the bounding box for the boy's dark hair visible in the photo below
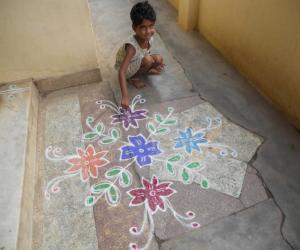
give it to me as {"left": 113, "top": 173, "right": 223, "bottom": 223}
{"left": 130, "top": 1, "right": 156, "bottom": 27}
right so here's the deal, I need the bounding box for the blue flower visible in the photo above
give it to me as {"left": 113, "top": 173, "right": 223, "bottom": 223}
{"left": 174, "top": 128, "right": 207, "bottom": 154}
{"left": 120, "top": 134, "right": 162, "bottom": 168}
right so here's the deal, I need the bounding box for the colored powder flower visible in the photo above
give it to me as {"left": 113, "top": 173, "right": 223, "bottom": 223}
{"left": 128, "top": 176, "right": 175, "bottom": 213}
{"left": 111, "top": 107, "right": 147, "bottom": 130}
{"left": 66, "top": 144, "right": 109, "bottom": 182}
{"left": 174, "top": 128, "right": 207, "bottom": 154}
{"left": 120, "top": 134, "right": 161, "bottom": 167}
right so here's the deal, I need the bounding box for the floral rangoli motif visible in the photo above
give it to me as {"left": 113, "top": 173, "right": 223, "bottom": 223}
{"left": 127, "top": 176, "right": 200, "bottom": 250}
{"left": 45, "top": 94, "right": 240, "bottom": 249}
{"left": 120, "top": 134, "right": 162, "bottom": 167}
{"left": 112, "top": 107, "right": 147, "bottom": 130}
{"left": 96, "top": 95, "right": 148, "bottom": 130}
{"left": 174, "top": 127, "right": 208, "bottom": 154}
{"left": 66, "top": 145, "right": 109, "bottom": 182}
{"left": 128, "top": 175, "right": 175, "bottom": 213}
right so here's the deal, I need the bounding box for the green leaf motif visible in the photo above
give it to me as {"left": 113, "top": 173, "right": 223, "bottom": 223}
{"left": 111, "top": 128, "right": 119, "bottom": 139}
{"left": 85, "top": 196, "right": 95, "bottom": 206}
{"left": 186, "top": 162, "right": 201, "bottom": 169}
{"left": 147, "top": 123, "right": 155, "bottom": 132}
{"left": 168, "top": 154, "right": 181, "bottom": 162}
{"left": 156, "top": 127, "right": 170, "bottom": 134}
{"left": 105, "top": 168, "right": 122, "bottom": 178}
{"left": 99, "top": 137, "right": 114, "bottom": 144}
{"left": 107, "top": 186, "right": 120, "bottom": 205}
{"left": 95, "top": 122, "right": 104, "bottom": 134}
{"left": 155, "top": 114, "right": 163, "bottom": 123}
{"left": 109, "top": 187, "right": 117, "bottom": 201}
{"left": 92, "top": 182, "right": 111, "bottom": 193}
{"left": 181, "top": 169, "right": 190, "bottom": 184}
{"left": 163, "top": 119, "right": 177, "bottom": 125}
{"left": 166, "top": 162, "right": 174, "bottom": 174}
{"left": 83, "top": 132, "right": 98, "bottom": 140}
{"left": 200, "top": 179, "right": 209, "bottom": 189}
{"left": 86, "top": 116, "right": 94, "bottom": 125}
{"left": 119, "top": 171, "right": 132, "bottom": 187}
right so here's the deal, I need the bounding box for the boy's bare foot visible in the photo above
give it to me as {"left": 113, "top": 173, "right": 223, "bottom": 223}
{"left": 129, "top": 78, "right": 145, "bottom": 89}
{"left": 148, "top": 68, "right": 161, "bottom": 75}
{"left": 148, "top": 64, "right": 165, "bottom": 75}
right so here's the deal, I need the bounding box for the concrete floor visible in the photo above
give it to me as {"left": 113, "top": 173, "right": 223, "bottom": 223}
{"left": 149, "top": 0, "right": 300, "bottom": 248}
{"left": 27, "top": 0, "right": 300, "bottom": 249}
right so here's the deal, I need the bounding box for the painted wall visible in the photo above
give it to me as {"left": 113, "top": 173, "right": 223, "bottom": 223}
{"left": 170, "top": 0, "right": 300, "bottom": 129}
{"left": 197, "top": 0, "right": 300, "bottom": 128}
{"left": 168, "top": 0, "right": 179, "bottom": 10}
{"left": 0, "top": 0, "right": 98, "bottom": 83}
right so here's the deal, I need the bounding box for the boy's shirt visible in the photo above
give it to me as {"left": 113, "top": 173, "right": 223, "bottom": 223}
{"left": 114, "top": 35, "right": 154, "bottom": 70}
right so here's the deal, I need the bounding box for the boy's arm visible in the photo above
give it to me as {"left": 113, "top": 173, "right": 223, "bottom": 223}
{"left": 119, "top": 44, "right": 135, "bottom": 109}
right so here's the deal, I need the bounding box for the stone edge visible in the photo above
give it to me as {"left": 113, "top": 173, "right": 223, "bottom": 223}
{"left": 16, "top": 80, "right": 39, "bottom": 250}
{"left": 34, "top": 68, "right": 102, "bottom": 93}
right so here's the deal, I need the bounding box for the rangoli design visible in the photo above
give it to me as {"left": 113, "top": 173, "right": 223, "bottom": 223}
{"left": 174, "top": 127, "right": 208, "bottom": 154}
{"left": 45, "top": 94, "right": 241, "bottom": 249}
{"left": 0, "top": 84, "right": 30, "bottom": 106}
{"left": 121, "top": 134, "right": 162, "bottom": 167}
{"left": 127, "top": 176, "right": 200, "bottom": 250}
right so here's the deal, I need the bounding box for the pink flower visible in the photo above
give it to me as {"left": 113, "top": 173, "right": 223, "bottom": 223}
{"left": 128, "top": 176, "right": 176, "bottom": 213}
{"left": 66, "top": 144, "right": 109, "bottom": 182}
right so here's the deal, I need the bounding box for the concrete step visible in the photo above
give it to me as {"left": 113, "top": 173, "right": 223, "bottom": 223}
{"left": 0, "top": 79, "right": 39, "bottom": 250}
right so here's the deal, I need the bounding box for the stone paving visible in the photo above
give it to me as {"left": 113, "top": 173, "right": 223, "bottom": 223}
{"left": 161, "top": 200, "right": 291, "bottom": 250}
{"left": 29, "top": 0, "right": 299, "bottom": 249}
{"left": 33, "top": 85, "right": 98, "bottom": 250}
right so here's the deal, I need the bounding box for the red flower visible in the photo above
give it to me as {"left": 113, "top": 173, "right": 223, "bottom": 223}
{"left": 128, "top": 176, "right": 176, "bottom": 213}
{"left": 66, "top": 144, "right": 109, "bottom": 182}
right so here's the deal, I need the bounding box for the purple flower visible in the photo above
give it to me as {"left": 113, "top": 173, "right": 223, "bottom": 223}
{"left": 111, "top": 107, "right": 147, "bottom": 130}
{"left": 120, "top": 134, "right": 162, "bottom": 168}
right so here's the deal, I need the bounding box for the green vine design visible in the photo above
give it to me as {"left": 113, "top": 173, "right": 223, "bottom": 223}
{"left": 164, "top": 154, "right": 209, "bottom": 189}
{"left": 85, "top": 166, "right": 133, "bottom": 207}
{"left": 82, "top": 116, "right": 120, "bottom": 145}
{"left": 147, "top": 107, "right": 177, "bottom": 136}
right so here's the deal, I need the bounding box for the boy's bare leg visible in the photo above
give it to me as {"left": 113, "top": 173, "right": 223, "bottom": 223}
{"left": 148, "top": 54, "right": 164, "bottom": 74}
{"left": 128, "top": 55, "right": 155, "bottom": 88}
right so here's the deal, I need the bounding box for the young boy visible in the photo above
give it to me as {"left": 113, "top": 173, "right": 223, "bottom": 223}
{"left": 114, "top": 1, "right": 164, "bottom": 109}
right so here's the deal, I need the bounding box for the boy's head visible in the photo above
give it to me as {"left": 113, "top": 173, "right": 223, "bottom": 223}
{"left": 130, "top": 1, "right": 156, "bottom": 40}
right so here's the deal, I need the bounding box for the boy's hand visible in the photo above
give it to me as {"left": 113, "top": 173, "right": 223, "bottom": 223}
{"left": 156, "top": 63, "right": 166, "bottom": 72}
{"left": 121, "top": 96, "right": 129, "bottom": 110}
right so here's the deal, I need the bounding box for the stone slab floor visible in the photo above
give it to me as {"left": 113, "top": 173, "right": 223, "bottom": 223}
{"left": 31, "top": 0, "right": 299, "bottom": 249}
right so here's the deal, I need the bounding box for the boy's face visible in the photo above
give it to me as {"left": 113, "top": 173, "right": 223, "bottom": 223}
{"left": 133, "top": 19, "right": 155, "bottom": 41}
